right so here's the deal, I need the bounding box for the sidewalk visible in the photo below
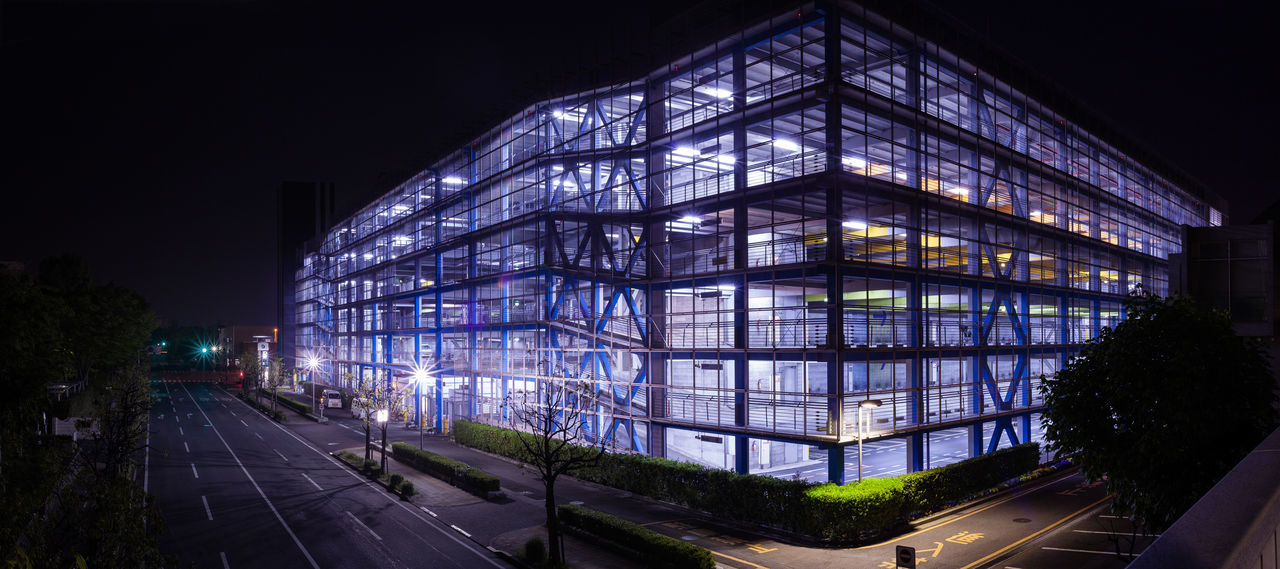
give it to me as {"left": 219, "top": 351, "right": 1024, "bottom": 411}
{"left": 252, "top": 390, "right": 1083, "bottom": 569}
{"left": 349, "top": 443, "right": 644, "bottom": 569}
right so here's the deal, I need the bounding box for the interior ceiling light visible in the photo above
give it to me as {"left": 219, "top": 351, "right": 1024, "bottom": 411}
{"left": 842, "top": 155, "right": 867, "bottom": 168}
{"left": 442, "top": 176, "right": 464, "bottom": 184}
{"left": 842, "top": 220, "right": 868, "bottom": 230}
{"left": 673, "top": 147, "right": 699, "bottom": 157}
{"left": 946, "top": 187, "right": 968, "bottom": 194}
{"left": 697, "top": 86, "right": 733, "bottom": 99}
{"left": 678, "top": 215, "right": 702, "bottom": 224}
{"left": 773, "top": 139, "right": 800, "bottom": 152}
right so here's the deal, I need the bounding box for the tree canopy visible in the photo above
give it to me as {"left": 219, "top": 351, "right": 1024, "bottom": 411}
{"left": 1040, "top": 292, "right": 1278, "bottom": 532}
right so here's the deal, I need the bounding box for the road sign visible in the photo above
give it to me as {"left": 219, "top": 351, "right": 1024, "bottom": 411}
{"left": 896, "top": 545, "right": 916, "bottom": 569}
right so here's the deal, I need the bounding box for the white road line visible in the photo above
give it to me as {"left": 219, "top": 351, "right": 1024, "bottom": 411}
{"left": 221, "top": 403, "right": 227, "bottom": 408}
{"left": 1073, "top": 529, "right": 1160, "bottom": 537}
{"left": 301, "top": 473, "right": 322, "bottom": 491}
{"left": 347, "top": 511, "right": 382, "bottom": 541}
{"left": 218, "top": 387, "right": 503, "bottom": 568}
{"left": 180, "top": 384, "right": 321, "bottom": 569}
{"left": 274, "top": 449, "right": 290, "bottom": 462}
{"left": 202, "top": 496, "right": 213, "bottom": 520}
{"left": 184, "top": 442, "right": 190, "bottom": 453}
{"left": 220, "top": 552, "right": 230, "bottom": 569}
{"left": 175, "top": 415, "right": 180, "bottom": 423}
{"left": 450, "top": 524, "right": 471, "bottom": 538}
{"left": 255, "top": 433, "right": 263, "bottom": 440}
{"left": 230, "top": 411, "right": 237, "bottom": 416}
{"left": 1042, "top": 546, "right": 1122, "bottom": 555}
{"left": 191, "top": 463, "right": 199, "bottom": 479}
{"left": 420, "top": 506, "right": 437, "bottom": 517}
{"left": 1099, "top": 515, "right": 1128, "bottom": 519}
{"left": 240, "top": 420, "right": 248, "bottom": 427}
{"left": 179, "top": 426, "right": 184, "bottom": 436}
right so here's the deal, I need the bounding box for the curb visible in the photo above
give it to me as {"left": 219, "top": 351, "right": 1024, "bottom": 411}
{"left": 909, "top": 461, "right": 1080, "bottom": 528}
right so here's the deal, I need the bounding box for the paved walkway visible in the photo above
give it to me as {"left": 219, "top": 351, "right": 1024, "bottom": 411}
{"left": 258, "top": 387, "right": 1084, "bottom": 569}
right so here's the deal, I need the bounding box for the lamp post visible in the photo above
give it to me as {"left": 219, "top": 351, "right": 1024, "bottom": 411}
{"left": 413, "top": 366, "right": 428, "bottom": 448}
{"left": 306, "top": 355, "right": 323, "bottom": 422}
{"left": 857, "top": 399, "right": 883, "bottom": 482}
{"left": 376, "top": 408, "right": 389, "bottom": 473}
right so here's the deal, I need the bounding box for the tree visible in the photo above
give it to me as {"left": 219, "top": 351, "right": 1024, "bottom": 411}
{"left": 349, "top": 374, "right": 408, "bottom": 468}
{"left": 37, "top": 256, "right": 154, "bottom": 386}
{"left": 241, "top": 348, "right": 265, "bottom": 404}
{"left": 1040, "top": 292, "right": 1277, "bottom": 538}
{"left": 504, "top": 367, "right": 606, "bottom": 567}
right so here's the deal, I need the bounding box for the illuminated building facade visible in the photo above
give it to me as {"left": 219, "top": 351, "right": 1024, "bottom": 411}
{"left": 294, "top": 0, "right": 1225, "bottom": 482}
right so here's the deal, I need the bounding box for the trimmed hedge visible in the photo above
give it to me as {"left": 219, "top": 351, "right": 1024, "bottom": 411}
{"left": 271, "top": 393, "right": 313, "bottom": 416}
{"left": 901, "top": 443, "right": 1041, "bottom": 512}
{"left": 454, "top": 420, "right": 1041, "bottom": 543}
{"left": 236, "top": 392, "right": 286, "bottom": 422}
{"left": 558, "top": 504, "right": 715, "bottom": 569}
{"left": 389, "top": 442, "right": 500, "bottom": 497}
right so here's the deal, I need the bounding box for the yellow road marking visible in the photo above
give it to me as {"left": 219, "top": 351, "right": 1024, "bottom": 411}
{"left": 711, "top": 550, "right": 771, "bottom": 569}
{"left": 851, "top": 473, "right": 1079, "bottom": 550}
{"left": 957, "top": 495, "right": 1111, "bottom": 569}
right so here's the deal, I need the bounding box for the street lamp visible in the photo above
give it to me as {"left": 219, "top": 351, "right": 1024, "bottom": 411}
{"left": 376, "top": 408, "right": 389, "bottom": 473}
{"left": 305, "top": 355, "right": 323, "bottom": 422}
{"left": 410, "top": 359, "right": 440, "bottom": 449}
{"left": 413, "top": 367, "right": 428, "bottom": 448}
{"left": 857, "top": 399, "right": 883, "bottom": 483}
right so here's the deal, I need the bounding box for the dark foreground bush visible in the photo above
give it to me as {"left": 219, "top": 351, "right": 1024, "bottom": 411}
{"left": 558, "top": 504, "right": 714, "bottom": 569}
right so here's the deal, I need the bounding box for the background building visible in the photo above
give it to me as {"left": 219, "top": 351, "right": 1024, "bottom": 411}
{"left": 278, "top": 181, "right": 337, "bottom": 373}
{"left": 293, "top": 0, "right": 1226, "bottom": 483}
{"left": 1171, "top": 203, "right": 1279, "bottom": 394}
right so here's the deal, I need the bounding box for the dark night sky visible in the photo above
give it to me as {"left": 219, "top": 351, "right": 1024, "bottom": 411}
{"left": 2, "top": 0, "right": 1275, "bottom": 327}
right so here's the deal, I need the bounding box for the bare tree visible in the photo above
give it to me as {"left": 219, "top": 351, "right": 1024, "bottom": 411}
{"left": 504, "top": 366, "right": 606, "bottom": 567}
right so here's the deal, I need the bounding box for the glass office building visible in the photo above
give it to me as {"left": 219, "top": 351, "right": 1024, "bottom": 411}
{"left": 294, "top": 0, "right": 1225, "bottom": 483}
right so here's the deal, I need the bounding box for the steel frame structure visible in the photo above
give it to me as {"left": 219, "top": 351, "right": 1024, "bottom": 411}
{"left": 293, "top": 0, "right": 1223, "bottom": 483}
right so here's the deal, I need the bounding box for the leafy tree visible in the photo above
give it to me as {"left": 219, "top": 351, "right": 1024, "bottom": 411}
{"left": 504, "top": 366, "right": 606, "bottom": 567}
{"left": 37, "top": 256, "right": 154, "bottom": 386}
{"left": 1, "top": 257, "right": 165, "bottom": 568}
{"left": 1040, "top": 292, "right": 1277, "bottom": 536}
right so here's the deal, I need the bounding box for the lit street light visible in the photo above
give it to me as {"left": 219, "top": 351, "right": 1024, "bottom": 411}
{"left": 376, "top": 408, "right": 389, "bottom": 473}
{"left": 857, "top": 399, "right": 882, "bottom": 483}
{"left": 410, "top": 359, "right": 439, "bottom": 449}
{"left": 305, "top": 355, "right": 324, "bottom": 422}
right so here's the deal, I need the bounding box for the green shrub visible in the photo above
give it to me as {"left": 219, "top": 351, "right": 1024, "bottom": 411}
{"left": 522, "top": 536, "right": 547, "bottom": 564}
{"left": 363, "top": 459, "right": 378, "bottom": 472}
{"left": 454, "top": 420, "right": 1042, "bottom": 544}
{"left": 901, "top": 443, "right": 1040, "bottom": 514}
{"left": 273, "top": 396, "right": 312, "bottom": 416}
{"left": 558, "top": 504, "right": 714, "bottom": 569}
{"left": 389, "top": 442, "right": 501, "bottom": 496}
{"left": 237, "top": 391, "right": 288, "bottom": 422}
{"left": 399, "top": 481, "right": 416, "bottom": 500}
{"left": 388, "top": 473, "right": 405, "bottom": 491}
{"left": 802, "top": 477, "right": 908, "bottom": 540}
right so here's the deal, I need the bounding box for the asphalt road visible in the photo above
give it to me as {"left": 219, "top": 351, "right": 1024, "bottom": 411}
{"left": 149, "top": 383, "right": 1140, "bottom": 569}
{"left": 147, "top": 380, "right": 506, "bottom": 569}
